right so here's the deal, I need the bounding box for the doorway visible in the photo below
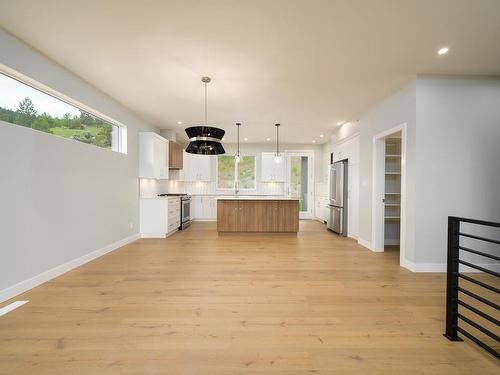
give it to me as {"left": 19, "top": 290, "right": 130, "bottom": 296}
{"left": 286, "top": 151, "right": 314, "bottom": 219}
{"left": 372, "top": 124, "right": 407, "bottom": 267}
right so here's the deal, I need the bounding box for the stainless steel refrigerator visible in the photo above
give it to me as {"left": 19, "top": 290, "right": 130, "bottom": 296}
{"left": 327, "top": 160, "right": 348, "bottom": 236}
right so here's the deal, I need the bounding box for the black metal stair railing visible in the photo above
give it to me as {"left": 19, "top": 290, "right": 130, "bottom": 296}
{"left": 444, "top": 216, "right": 500, "bottom": 359}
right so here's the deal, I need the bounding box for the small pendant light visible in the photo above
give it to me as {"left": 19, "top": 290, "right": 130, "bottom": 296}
{"left": 274, "top": 123, "right": 282, "bottom": 163}
{"left": 235, "top": 122, "right": 241, "bottom": 163}
{"left": 185, "top": 77, "right": 226, "bottom": 155}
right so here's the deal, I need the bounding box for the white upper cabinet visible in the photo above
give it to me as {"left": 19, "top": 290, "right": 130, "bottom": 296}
{"left": 261, "top": 152, "right": 285, "bottom": 182}
{"left": 182, "top": 151, "right": 212, "bottom": 181}
{"left": 322, "top": 147, "right": 330, "bottom": 184}
{"left": 139, "top": 132, "right": 169, "bottom": 179}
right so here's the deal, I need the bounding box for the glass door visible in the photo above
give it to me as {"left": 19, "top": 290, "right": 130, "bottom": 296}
{"left": 286, "top": 152, "right": 314, "bottom": 219}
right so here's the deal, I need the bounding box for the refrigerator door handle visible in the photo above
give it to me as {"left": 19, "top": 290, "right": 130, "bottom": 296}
{"left": 329, "top": 165, "right": 337, "bottom": 205}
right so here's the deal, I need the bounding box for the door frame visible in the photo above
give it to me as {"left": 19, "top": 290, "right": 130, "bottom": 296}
{"left": 371, "top": 123, "right": 407, "bottom": 268}
{"left": 284, "top": 150, "right": 314, "bottom": 219}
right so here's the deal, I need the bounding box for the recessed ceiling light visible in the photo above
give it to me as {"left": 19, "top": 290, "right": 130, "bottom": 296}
{"left": 222, "top": 137, "right": 225, "bottom": 141}
{"left": 319, "top": 134, "right": 324, "bottom": 138}
{"left": 312, "top": 140, "right": 316, "bottom": 143}
{"left": 266, "top": 137, "right": 271, "bottom": 141}
{"left": 244, "top": 137, "right": 248, "bottom": 141}
{"left": 437, "top": 47, "right": 449, "bottom": 55}
{"left": 177, "top": 121, "right": 183, "bottom": 125}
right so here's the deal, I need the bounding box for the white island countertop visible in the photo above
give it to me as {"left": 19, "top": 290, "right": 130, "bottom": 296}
{"left": 140, "top": 195, "right": 298, "bottom": 200}
{"left": 216, "top": 196, "right": 299, "bottom": 200}
{"left": 140, "top": 196, "right": 181, "bottom": 200}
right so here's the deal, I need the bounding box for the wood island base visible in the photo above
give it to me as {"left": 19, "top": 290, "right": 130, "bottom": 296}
{"left": 217, "top": 199, "right": 299, "bottom": 233}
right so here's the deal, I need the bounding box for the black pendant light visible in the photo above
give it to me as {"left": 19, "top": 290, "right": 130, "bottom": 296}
{"left": 185, "top": 77, "right": 226, "bottom": 155}
{"left": 274, "top": 123, "right": 282, "bottom": 163}
{"left": 235, "top": 122, "right": 241, "bottom": 163}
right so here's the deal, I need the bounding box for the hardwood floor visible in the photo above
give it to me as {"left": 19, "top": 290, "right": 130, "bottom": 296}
{"left": 0, "top": 221, "right": 498, "bottom": 374}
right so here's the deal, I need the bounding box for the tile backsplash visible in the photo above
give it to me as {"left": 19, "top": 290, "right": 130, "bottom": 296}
{"left": 140, "top": 178, "right": 285, "bottom": 197}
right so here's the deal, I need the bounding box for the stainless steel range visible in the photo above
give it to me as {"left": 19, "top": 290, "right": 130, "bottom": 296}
{"left": 180, "top": 195, "right": 192, "bottom": 229}
{"left": 157, "top": 194, "right": 192, "bottom": 230}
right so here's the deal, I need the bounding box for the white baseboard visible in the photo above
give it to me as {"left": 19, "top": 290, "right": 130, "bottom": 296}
{"left": 358, "top": 238, "right": 385, "bottom": 252}
{"left": 401, "top": 261, "right": 446, "bottom": 272}
{"left": 357, "top": 238, "right": 373, "bottom": 251}
{"left": 399, "top": 258, "right": 414, "bottom": 272}
{"left": 384, "top": 239, "right": 400, "bottom": 246}
{"left": 141, "top": 233, "right": 166, "bottom": 238}
{"left": 141, "top": 229, "right": 178, "bottom": 239}
{"left": 192, "top": 219, "right": 217, "bottom": 222}
{"left": 356, "top": 239, "right": 499, "bottom": 273}
{"left": 0, "top": 233, "right": 140, "bottom": 303}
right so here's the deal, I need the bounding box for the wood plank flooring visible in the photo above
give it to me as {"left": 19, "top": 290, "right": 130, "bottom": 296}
{"left": 0, "top": 221, "right": 498, "bottom": 374}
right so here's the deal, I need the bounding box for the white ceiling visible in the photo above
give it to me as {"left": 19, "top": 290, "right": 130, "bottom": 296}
{"left": 1, "top": 0, "right": 500, "bottom": 144}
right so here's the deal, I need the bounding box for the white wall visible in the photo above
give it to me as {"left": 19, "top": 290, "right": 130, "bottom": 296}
{"left": 357, "top": 81, "right": 417, "bottom": 264}
{"left": 0, "top": 31, "right": 157, "bottom": 300}
{"left": 332, "top": 77, "right": 500, "bottom": 270}
{"left": 415, "top": 77, "right": 500, "bottom": 266}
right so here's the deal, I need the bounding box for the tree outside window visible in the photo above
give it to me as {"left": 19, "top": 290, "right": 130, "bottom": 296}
{"left": 217, "top": 155, "right": 256, "bottom": 190}
{"left": 0, "top": 72, "right": 122, "bottom": 152}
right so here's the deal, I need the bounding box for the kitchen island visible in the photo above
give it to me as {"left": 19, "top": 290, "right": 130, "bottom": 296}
{"left": 217, "top": 197, "right": 299, "bottom": 234}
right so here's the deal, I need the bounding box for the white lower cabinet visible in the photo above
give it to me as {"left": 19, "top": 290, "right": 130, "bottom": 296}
{"left": 140, "top": 197, "right": 180, "bottom": 238}
{"left": 192, "top": 195, "right": 217, "bottom": 220}
{"left": 315, "top": 196, "right": 329, "bottom": 223}
{"left": 206, "top": 196, "right": 217, "bottom": 219}
{"left": 192, "top": 196, "right": 202, "bottom": 219}
{"left": 322, "top": 198, "right": 329, "bottom": 223}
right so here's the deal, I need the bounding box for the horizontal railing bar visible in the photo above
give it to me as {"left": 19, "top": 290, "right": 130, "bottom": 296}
{"left": 458, "top": 300, "right": 500, "bottom": 326}
{"left": 458, "top": 313, "right": 500, "bottom": 342}
{"left": 447, "top": 216, "right": 500, "bottom": 358}
{"left": 458, "top": 287, "right": 500, "bottom": 310}
{"left": 459, "top": 232, "right": 500, "bottom": 245}
{"left": 458, "top": 273, "right": 500, "bottom": 294}
{"left": 457, "top": 327, "right": 500, "bottom": 359}
{"left": 459, "top": 246, "right": 500, "bottom": 261}
{"left": 451, "top": 216, "right": 500, "bottom": 228}
{"left": 458, "top": 260, "right": 500, "bottom": 278}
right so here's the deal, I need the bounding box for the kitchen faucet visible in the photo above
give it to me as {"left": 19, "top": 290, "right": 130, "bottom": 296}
{"left": 234, "top": 180, "right": 239, "bottom": 195}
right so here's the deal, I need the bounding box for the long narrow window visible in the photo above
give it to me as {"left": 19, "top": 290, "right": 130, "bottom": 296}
{"left": 0, "top": 71, "right": 126, "bottom": 153}
{"left": 217, "top": 155, "right": 256, "bottom": 190}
